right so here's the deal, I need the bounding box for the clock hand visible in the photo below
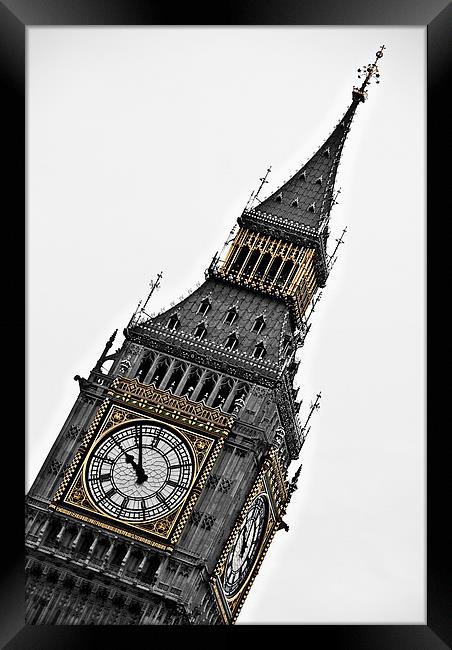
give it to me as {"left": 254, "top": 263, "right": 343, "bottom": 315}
{"left": 239, "top": 523, "right": 249, "bottom": 558}
{"left": 137, "top": 425, "right": 143, "bottom": 471}
{"left": 125, "top": 452, "right": 148, "bottom": 484}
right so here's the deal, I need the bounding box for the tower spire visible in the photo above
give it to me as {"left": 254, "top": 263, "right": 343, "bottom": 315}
{"left": 245, "top": 46, "right": 385, "bottom": 234}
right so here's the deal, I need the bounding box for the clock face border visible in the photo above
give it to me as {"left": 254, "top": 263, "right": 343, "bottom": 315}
{"left": 222, "top": 492, "right": 269, "bottom": 599}
{"left": 82, "top": 418, "right": 197, "bottom": 524}
{"left": 51, "top": 395, "right": 227, "bottom": 549}
{"left": 210, "top": 449, "right": 288, "bottom": 624}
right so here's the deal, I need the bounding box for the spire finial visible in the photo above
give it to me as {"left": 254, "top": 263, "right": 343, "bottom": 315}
{"left": 141, "top": 271, "right": 163, "bottom": 316}
{"left": 246, "top": 166, "right": 272, "bottom": 210}
{"left": 353, "top": 45, "right": 385, "bottom": 102}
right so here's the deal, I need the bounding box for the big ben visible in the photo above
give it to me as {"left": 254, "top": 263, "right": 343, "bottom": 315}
{"left": 26, "top": 43, "right": 385, "bottom": 625}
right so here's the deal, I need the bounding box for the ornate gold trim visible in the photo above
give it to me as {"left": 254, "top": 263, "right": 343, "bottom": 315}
{"left": 49, "top": 504, "right": 173, "bottom": 551}
{"left": 109, "top": 377, "right": 233, "bottom": 433}
{"left": 210, "top": 450, "right": 288, "bottom": 624}
{"left": 51, "top": 391, "right": 231, "bottom": 548}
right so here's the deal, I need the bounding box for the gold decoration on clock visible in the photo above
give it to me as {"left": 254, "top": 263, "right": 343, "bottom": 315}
{"left": 210, "top": 448, "right": 288, "bottom": 624}
{"left": 50, "top": 386, "right": 232, "bottom": 550}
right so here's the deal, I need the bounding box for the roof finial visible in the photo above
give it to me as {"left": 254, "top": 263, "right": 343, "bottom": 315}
{"left": 246, "top": 165, "right": 272, "bottom": 210}
{"left": 353, "top": 44, "right": 385, "bottom": 102}
{"left": 141, "top": 271, "right": 163, "bottom": 316}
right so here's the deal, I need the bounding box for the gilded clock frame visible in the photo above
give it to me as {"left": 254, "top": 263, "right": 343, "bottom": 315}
{"left": 210, "top": 448, "right": 289, "bottom": 624}
{"left": 50, "top": 377, "right": 233, "bottom": 552}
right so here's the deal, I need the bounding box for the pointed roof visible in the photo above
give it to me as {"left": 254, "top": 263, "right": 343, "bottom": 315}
{"left": 253, "top": 101, "right": 357, "bottom": 230}
{"left": 250, "top": 46, "right": 385, "bottom": 233}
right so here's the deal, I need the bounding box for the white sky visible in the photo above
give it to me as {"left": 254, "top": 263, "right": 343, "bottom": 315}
{"left": 27, "top": 27, "right": 425, "bottom": 624}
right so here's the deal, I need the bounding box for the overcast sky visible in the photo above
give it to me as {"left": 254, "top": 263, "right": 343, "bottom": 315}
{"left": 27, "top": 27, "right": 425, "bottom": 624}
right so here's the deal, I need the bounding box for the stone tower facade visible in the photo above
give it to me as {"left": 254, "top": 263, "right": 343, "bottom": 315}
{"left": 25, "top": 48, "right": 384, "bottom": 625}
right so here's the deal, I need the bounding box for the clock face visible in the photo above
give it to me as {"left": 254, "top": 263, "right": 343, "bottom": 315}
{"left": 84, "top": 420, "right": 194, "bottom": 523}
{"left": 223, "top": 494, "right": 268, "bottom": 597}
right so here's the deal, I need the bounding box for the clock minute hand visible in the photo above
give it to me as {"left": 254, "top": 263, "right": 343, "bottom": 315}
{"left": 136, "top": 425, "right": 148, "bottom": 484}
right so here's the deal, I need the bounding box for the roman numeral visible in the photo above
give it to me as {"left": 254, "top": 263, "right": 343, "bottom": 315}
{"left": 169, "top": 463, "right": 190, "bottom": 469}
{"left": 95, "top": 456, "right": 113, "bottom": 464}
{"left": 101, "top": 487, "right": 116, "bottom": 501}
{"left": 167, "top": 479, "right": 181, "bottom": 488}
{"left": 155, "top": 492, "right": 168, "bottom": 505}
{"left": 99, "top": 473, "right": 111, "bottom": 482}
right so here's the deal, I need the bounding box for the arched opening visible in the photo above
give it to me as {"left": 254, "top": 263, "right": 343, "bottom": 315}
{"left": 211, "top": 378, "right": 234, "bottom": 410}
{"left": 44, "top": 519, "right": 62, "bottom": 547}
{"left": 253, "top": 342, "right": 267, "bottom": 360}
{"left": 230, "top": 246, "right": 249, "bottom": 274}
{"left": 110, "top": 543, "right": 127, "bottom": 567}
{"left": 224, "top": 333, "right": 238, "bottom": 352}
{"left": 149, "top": 356, "right": 170, "bottom": 388}
{"left": 242, "top": 249, "right": 260, "bottom": 276}
{"left": 254, "top": 252, "right": 272, "bottom": 279}
{"left": 227, "top": 384, "right": 250, "bottom": 414}
{"left": 60, "top": 525, "right": 78, "bottom": 549}
{"left": 198, "top": 373, "right": 218, "bottom": 403}
{"left": 265, "top": 255, "right": 283, "bottom": 282}
{"left": 179, "top": 366, "right": 202, "bottom": 399}
{"left": 100, "top": 358, "right": 115, "bottom": 375}
{"left": 277, "top": 259, "right": 294, "bottom": 287}
{"left": 135, "top": 354, "right": 153, "bottom": 382}
{"left": 165, "top": 362, "right": 187, "bottom": 393}
{"left": 193, "top": 323, "right": 207, "bottom": 341}
{"left": 197, "top": 298, "right": 211, "bottom": 316}
{"left": 78, "top": 531, "right": 95, "bottom": 557}
{"left": 167, "top": 313, "right": 180, "bottom": 331}
{"left": 251, "top": 315, "right": 266, "bottom": 334}
{"left": 126, "top": 549, "right": 144, "bottom": 574}
{"left": 92, "top": 537, "right": 109, "bottom": 561}
{"left": 141, "top": 555, "right": 160, "bottom": 585}
{"left": 224, "top": 307, "right": 238, "bottom": 325}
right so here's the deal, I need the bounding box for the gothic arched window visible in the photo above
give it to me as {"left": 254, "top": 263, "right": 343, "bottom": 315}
{"left": 252, "top": 315, "right": 266, "bottom": 334}
{"left": 197, "top": 298, "right": 211, "bottom": 316}
{"left": 180, "top": 366, "right": 202, "bottom": 397}
{"left": 253, "top": 342, "right": 267, "bottom": 360}
{"left": 224, "top": 307, "right": 238, "bottom": 325}
{"left": 135, "top": 354, "right": 153, "bottom": 382}
{"left": 167, "top": 313, "right": 180, "bottom": 331}
{"left": 166, "top": 362, "right": 187, "bottom": 393}
{"left": 198, "top": 372, "right": 218, "bottom": 403}
{"left": 193, "top": 322, "right": 207, "bottom": 340}
{"left": 224, "top": 332, "right": 238, "bottom": 351}
{"left": 277, "top": 259, "right": 295, "bottom": 286}
{"left": 230, "top": 245, "right": 249, "bottom": 274}
{"left": 149, "top": 356, "right": 171, "bottom": 388}
{"left": 282, "top": 335, "right": 292, "bottom": 356}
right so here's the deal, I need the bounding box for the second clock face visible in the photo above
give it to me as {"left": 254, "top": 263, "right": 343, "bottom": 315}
{"left": 84, "top": 420, "right": 194, "bottom": 522}
{"left": 223, "top": 494, "right": 268, "bottom": 597}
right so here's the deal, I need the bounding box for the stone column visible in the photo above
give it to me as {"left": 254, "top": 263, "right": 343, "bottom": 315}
{"left": 223, "top": 381, "right": 239, "bottom": 413}
{"left": 191, "top": 369, "right": 208, "bottom": 402}
{"left": 160, "top": 359, "right": 177, "bottom": 391}
{"left": 84, "top": 534, "right": 99, "bottom": 564}
{"left": 175, "top": 364, "right": 192, "bottom": 396}
{"left": 118, "top": 545, "right": 133, "bottom": 576}
{"left": 143, "top": 353, "right": 161, "bottom": 384}
{"left": 206, "top": 376, "right": 224, "bottom": 407}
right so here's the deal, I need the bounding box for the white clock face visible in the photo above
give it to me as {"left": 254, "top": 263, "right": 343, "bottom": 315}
{"left": 84, "top": 420, "right": 194, "bottom": 522}
{"left": 223, "top": 494, "right": 268, "bottom": 597}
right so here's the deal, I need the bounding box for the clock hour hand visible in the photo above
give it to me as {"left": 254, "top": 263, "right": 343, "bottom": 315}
{"left": 125, "top": 453, "right": 148, "bottom": 484}
{"left": 239, "top": 524, "right": 249, "bottom": 558}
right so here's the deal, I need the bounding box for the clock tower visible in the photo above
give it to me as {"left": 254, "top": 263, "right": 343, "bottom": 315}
{"left": 25, "top": 47, "right": 384, "bottom": 625}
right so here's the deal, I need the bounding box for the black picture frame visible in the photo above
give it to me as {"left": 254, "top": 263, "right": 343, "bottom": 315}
{"left": 3, "top": 1, "right": 450, "bottom": 647}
